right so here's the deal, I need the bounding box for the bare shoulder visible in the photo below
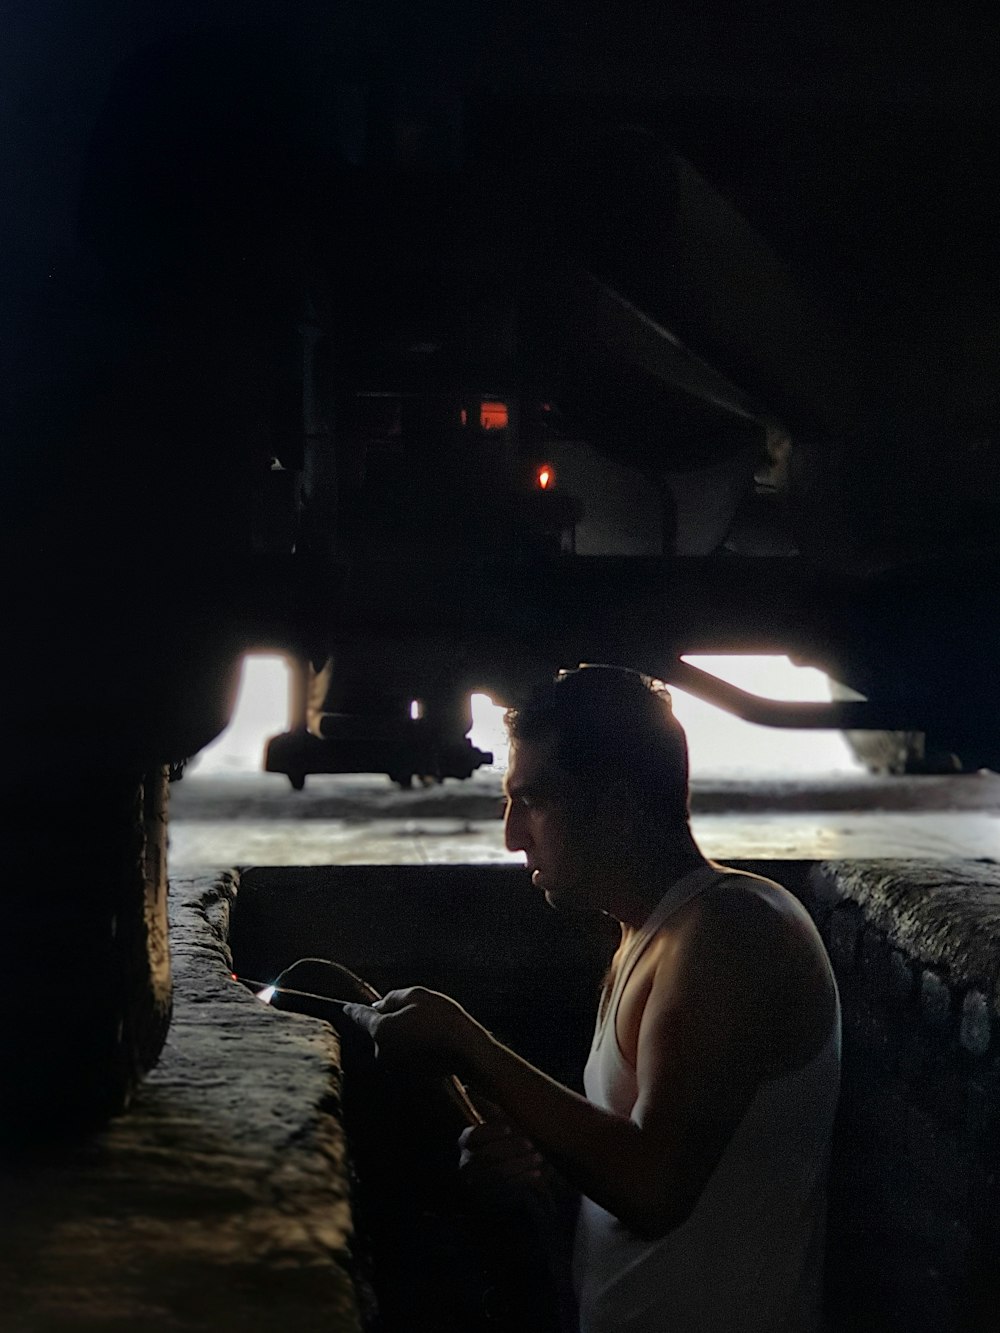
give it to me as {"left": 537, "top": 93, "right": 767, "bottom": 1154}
{"left": 665, "top": 868, "right": 838, "bottom": 1073}
{"left": 690, "top": 868, "right": 826, "bottom": 959}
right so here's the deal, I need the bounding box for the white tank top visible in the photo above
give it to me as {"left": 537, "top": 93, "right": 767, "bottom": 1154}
{"left": 572, "top": 863, "right": 841, "bottom": 1333}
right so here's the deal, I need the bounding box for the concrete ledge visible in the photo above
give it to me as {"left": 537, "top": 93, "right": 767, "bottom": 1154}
{"left": 801, "top": 860, "right": 1000, "bottom": 1332}
{"left": 1, "top": 871, "right": 362, "bottom": 1333}
{"left": 810, "top": 859, "right": 1000, "bottom": 1005}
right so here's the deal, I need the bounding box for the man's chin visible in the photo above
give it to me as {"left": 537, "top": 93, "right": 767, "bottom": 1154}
{"left": 532, "top": 871, "right": 565, "bottom": 910}
{"left": 541, "top": 882, "right": 593, "bottom": 915}
{"left": 532, "top": 869, "right": 593, "bottom": 913}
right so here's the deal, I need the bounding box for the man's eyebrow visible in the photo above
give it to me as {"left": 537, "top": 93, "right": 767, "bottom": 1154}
{"left": 504, "top": 780, "right": 549, "bottom": 802}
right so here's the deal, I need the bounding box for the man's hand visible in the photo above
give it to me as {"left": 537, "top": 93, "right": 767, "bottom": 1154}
{"left": 458, "top": 1099, "right": 549, "bottom": 1208}
{"left": 341, "top": 986, "right": 484, "bottom": 1074}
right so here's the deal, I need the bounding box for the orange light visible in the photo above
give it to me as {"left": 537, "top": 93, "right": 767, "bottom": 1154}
{"left": 480, "top": 400, "right": 508, "bottom": 430}
{"left": 536, "top": 464, "right": 555, "bottom": 490}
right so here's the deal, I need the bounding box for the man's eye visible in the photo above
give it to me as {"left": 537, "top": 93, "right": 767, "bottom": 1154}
{"left": 501, "top": 793, "right": 542, "bottom": 813}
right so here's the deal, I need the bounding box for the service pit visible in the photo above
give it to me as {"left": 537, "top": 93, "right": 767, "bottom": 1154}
{"left": 229, "top": 856, "right": 1000, "bottom": 1333}
{"left": 5, "top": 824, "right": 1000, "bottom": 1330}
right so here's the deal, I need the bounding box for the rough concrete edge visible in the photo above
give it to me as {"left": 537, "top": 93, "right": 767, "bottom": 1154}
{"left": 808, "top": 859, "right": 1000, "bottom": 1024}
{"left": 166, "top": 868, "right": 368, "bottom": 1332}
{"left": 187, "top": 866, "right": 239, "bottom": 962}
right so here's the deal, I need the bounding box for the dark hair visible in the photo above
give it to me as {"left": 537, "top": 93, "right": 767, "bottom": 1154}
{"left": 505, "top": 665, "right": 690, "bottom": 830}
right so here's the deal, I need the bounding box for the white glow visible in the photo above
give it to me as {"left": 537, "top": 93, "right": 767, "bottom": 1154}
{"left": 673, "top": 655, "right": 862, "bottom": 778}
{"left": 187, "top": 655, "right": 861, "bottom": 782}
{"left": 474, "top": 658, "right": 861, "bottom": 781}
{"left": 189, "top": 655, "right": 292, "bottom": 775}
{"left": 410, "top": 699, "right": 423, "bottom": 721}
{"left": 470, "top": 692, "right": 511, "bottom": 769}
{"left": 258, "top": 985, "right": 276, "bottom": 1004}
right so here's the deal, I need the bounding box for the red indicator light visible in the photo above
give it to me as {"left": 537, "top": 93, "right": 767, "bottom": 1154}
{"left": 460, "top": 408, "right": 468, "bottom": 427}
{"left": 536, "top": 464, "right": 555, "bottom": 490}
{"left": 480, "top": 401, "right": 508, "bottom": 430}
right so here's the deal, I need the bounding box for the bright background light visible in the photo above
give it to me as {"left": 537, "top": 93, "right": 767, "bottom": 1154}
{"left": 470, "top": 691, "right": 512, "bottom": 770}
{"left": 190, "top": 653, "right": 860, "bottom": 779}
{"left": 189, "top": 655, "right": 292, "bottom": 775}
{"left": 671, "top": 655, "right": 860, "bottom": 778}
{"left": 471, "top": 657, "right": 859, "bottom": 777}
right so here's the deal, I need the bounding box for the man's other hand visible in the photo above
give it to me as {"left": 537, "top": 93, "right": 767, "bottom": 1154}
{"left": 458, "top": 1100, "right": 551, "bottom": 1208}
{"left": 341, "top": 986, "right": 480, "bottom": 1073}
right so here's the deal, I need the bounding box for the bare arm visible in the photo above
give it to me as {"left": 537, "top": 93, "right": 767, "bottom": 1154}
{"left": 345, "top": 894, "right": 782, "bottom": 1239}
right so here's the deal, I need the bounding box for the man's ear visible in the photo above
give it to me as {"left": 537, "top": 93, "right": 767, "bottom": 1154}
{"left": 604, "top": 776, "right": 637, "bottom": 834}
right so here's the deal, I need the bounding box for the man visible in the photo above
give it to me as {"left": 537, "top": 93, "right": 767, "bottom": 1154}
{"left": 344, "top": 665, "right": 840, "bottom": 1332}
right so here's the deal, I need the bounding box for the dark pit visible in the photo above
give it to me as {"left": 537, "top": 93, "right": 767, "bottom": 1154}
{"left": 231, "top": 859, "right": 1000, "bottom": 1333}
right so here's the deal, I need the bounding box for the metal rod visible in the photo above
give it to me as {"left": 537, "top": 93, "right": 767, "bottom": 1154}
{"left": 665, "top": 658, "right": 922, "bottom": 730}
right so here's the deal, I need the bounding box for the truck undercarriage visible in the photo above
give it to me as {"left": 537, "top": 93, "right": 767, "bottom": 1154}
{"left": 3, "top": 5, "right": 1000, "bottom": 1325}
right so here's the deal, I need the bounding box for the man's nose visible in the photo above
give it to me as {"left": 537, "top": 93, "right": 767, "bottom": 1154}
{"left": 504, "top": 805, "right": 527, "bottom": 854}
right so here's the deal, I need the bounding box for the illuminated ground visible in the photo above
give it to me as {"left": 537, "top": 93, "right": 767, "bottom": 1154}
{"left": 168, "top": 768, "right": 1000, "bottom": 871}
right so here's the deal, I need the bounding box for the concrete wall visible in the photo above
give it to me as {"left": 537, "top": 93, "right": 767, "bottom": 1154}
{"left": 231, "top": 864, "right": 620, "bottom": 1092}
{"left": 234, "top": 859, "right": 1000, "bottom": 1331}
{"left": 799, "top": 861, "right": 1000, "bottom": 1333}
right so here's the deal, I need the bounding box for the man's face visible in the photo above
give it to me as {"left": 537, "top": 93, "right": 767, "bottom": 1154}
{"left": 503, "top": 735, "right": 613, "bottom": 912}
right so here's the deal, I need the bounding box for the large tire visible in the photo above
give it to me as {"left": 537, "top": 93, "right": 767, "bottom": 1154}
{"left": 0, "top": 766, "right": 172, "bottom": 1143}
